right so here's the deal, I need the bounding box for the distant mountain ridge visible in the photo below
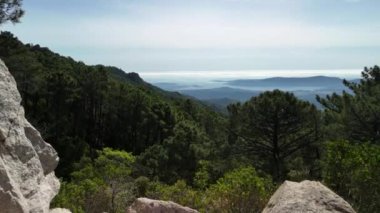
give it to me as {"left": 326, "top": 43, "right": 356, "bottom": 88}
{"left": 153, "top": 76, "right": 359, "bottom": 112}
{"left": 226, "top": 76, "right": 357, "bottom": 89}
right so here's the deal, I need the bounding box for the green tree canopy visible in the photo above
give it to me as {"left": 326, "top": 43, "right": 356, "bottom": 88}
{"left": 322, "top": 140, "right": 380, "bottom": 213}
{"left": 229, "top": 90, "right": 321, "bottom": 181}
{"left": 0, "top": 32, "right": 226, "bottom": 178}
{"left": 53, "top": 148, "right": 136, "bottom": 213}
{"left": 205, "top": 166, "right": 273, "bottom": 213}
{"left": 317, "top": 65, "right": 380, "bottom": 143}
{"left": 138, "top": 120, "right": 212, "bottom": 184}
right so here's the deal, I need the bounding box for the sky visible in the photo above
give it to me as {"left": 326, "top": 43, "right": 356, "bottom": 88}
{"left": 2, "top": 0, "right": 380, "bottom": 73}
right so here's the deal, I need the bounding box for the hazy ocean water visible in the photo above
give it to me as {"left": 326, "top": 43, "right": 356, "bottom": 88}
{"left": 139, "top": 69, "right": 362, "bottom": 90}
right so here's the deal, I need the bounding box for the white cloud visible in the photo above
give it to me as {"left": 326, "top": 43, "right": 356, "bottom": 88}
{"left": 4, "top": 0, "right": 379, "bottom": 71}
{"left": 6, "top": 0, "right": 379, "bottom": 50}
{"left": 6, "top": 1, "right": 380, "bottom": 49}
{"left": 59, "top": 14, "right": 380, "bottom": 49}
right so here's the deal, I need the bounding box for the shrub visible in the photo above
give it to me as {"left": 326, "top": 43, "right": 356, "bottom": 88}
{"left": 204, "top": 167, "right": 274, "bottom": 213}
{"left": 323, "top": 140, "right": 380, "bottom": 213}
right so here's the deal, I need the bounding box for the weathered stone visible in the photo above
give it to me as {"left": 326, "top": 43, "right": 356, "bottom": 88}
{"left": 127, "top": 198, "right": 199, "bottom": 213}
{"left": 0, "top": 59, "right": 62, "bottom": 212}
{"left": 49, "top": 208, "right": 72, "bottom": 213}
{"left": 262, "top": 180, "right": 356, "bottom": 213}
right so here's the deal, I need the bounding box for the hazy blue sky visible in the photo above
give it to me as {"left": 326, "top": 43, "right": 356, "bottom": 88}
{"left": 3, "top": 0, "right": 380, "bottom": 72}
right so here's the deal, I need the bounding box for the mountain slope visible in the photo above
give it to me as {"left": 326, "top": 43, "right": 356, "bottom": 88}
{"left": 0, "top": 31, "right": 226, "bottom": 178}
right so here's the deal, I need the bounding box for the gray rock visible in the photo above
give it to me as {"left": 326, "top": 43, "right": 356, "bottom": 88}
{"left": 262, "top": 180, "right": 356, "bottom": 213}
{"left": 127, "top": 198, "right": 199, "bottom": 213}
{"left": 0, "top": 59, "right": 62, "bottom": 212}
{"left": 49, "top": 208, "right": 72, "bottom": 213}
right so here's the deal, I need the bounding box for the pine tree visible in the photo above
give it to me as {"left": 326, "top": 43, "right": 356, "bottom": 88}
{"left": 0, "top": 0, "right": 24, "bottom": 25}
{"left": 229, "top": 90, "right": 321, "bottom": 181}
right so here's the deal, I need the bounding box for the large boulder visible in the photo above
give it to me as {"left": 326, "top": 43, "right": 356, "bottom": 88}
{"left": 262, "top": 180, "right": 356, "bottom": 213}
{"left": 0, "top": 59, "right": 61, "bottom": 212}
{"left": 127, "top": 198, "right": 199, "bottom": 213}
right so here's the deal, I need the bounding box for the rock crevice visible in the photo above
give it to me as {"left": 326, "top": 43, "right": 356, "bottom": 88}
{"left": 0, "top": 59, "right": 60, "bottom": 213}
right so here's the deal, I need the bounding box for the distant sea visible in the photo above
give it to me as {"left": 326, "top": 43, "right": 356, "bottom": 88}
{"left": 139, "top": 69, "right": 361, "bottom": 90}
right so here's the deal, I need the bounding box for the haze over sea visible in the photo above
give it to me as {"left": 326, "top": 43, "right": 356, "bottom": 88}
{"left": 140, "top": 69, "right": 361, "bottom": 90}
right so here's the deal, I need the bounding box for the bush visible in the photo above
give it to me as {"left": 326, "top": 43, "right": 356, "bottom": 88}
{"left": 139, "top": 166, "right": 275, "bottom": 213}
{"left": 52, "top": 148, "right": 136, "bottom": 213}
{"left": 323, "top": 141, "right": 380, "bottom": 213}
{"left": 204, "top": 167, "right": 274, "bottom": 213}
{"left": 146, "top": 180, "right": 202, "bottom": 210}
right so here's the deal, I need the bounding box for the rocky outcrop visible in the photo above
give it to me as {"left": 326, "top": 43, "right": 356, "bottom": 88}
{"left": 262, "top": 180, "right": 356, "bottom": 213}
{"left": 0, "top": 59, "right": 61, "bottom": 212}
{"left": 127, "top": 198, "right": 199, "bottom": 213}
{"left": 49, "top": 208, "right": 71, "bottom": 213}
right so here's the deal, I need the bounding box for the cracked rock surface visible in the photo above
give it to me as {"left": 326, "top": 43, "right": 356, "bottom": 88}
{"left": 0, "top": 59, "right": 61, "bottom": 213}
{"left": 262, "top": 180, "right": 356, "bottom": 213}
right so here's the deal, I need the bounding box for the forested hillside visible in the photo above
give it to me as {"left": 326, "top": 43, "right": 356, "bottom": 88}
{"left": 0, "top": 31, "right": 227, "bottom": 177}
{"left": 0, "top": 32, "right": 379, "bottom": 213}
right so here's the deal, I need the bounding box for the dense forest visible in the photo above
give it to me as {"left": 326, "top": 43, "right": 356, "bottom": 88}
{"left": 0, "top": 32, "right": 379, "bottom": 213}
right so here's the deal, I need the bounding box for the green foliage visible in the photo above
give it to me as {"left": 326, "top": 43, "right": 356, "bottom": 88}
{"left": 138, "top": 120, "right": 213, "bottom": 184}
{"left": 144, "top": 167, "right": 273, "bottom": 213}
{"left": 317, "top": 66, "right": 380, "bottom": 212}
{"left": 322, "top": 141, "right": 380, "bottom": 213}
{"left": 0, "top": 32, "right": 225, "bottom": 178}
{"left": 318, "top": 66, "right": 380, "bottom": 143}
{"left": 53, "top": 179, "right": 109, "bottom": 213}
{"left": 146, "top": 180, "right": 202, "bottom": 210}
{"left": 0, "top": 0, "right": 24, "bottom": 24}
{"left": 5, "top": 30, "right": 380, "bottom": 213}
{"left": 194, "top": 160, "right": 211, "bottom": 189}
{"left": 52, "top": 148, "right": 136, "bottom": 213}
{"left": 204, "top": 167, "right": 274, "bottom": 213}
{"left": 136, "top": 144, "right": 169, "bottom": 180}
{"left": 134, "top": 176, "right": 150, "bottom": 197}
{"left": 229, "top": 90, "right": 321, "bottom": 181}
